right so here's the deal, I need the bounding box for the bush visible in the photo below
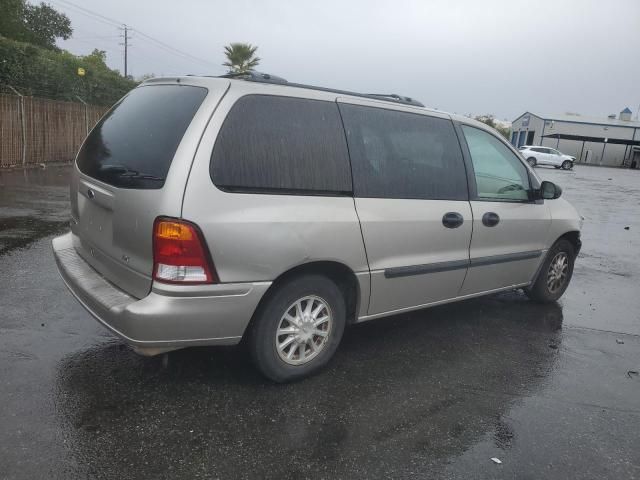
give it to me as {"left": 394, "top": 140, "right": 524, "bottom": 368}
{"left": 0, "top": 35, "right": 137, "bottom": 105}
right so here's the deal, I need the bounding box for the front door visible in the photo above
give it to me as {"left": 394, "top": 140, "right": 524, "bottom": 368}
{"left": 518, "top": 131, "right": 527, "bottom": 147}
{"left": 550, "top": 148, "right": 565, "bottom": 166}
{"left": 534, "top": 147, "right": 551, "bottom": 165}
{"left": 526, "top": 130, "right": 535, "bottom": 145}
{"left": 458, "top": 125, "right": 552, "bottom": 295}
{"left": 338, "top": 99, "right": 472, "bottom": 316}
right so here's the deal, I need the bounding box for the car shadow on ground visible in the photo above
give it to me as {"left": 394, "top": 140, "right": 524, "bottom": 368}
{"left": 53, "top": 291, "right": 565, "bottom": 478}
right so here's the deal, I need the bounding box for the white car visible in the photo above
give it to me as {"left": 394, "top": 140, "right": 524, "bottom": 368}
{"left": 519, "top": 146, "right": 575, "bottom": 170}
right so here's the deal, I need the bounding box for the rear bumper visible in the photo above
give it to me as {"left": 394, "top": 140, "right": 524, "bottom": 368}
{"left": 52, "top": 232, "right": 271, "bottom": 352}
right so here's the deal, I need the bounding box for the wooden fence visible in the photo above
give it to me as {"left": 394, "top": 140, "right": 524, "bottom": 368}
{"left": 0, "top": 92, "right": 108, "bottom": 168}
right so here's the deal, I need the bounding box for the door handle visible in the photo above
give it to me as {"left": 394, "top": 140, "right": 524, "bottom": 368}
{"left": 442, "top": 212, "right": 464, "bottom": 229}
{"left": 482, "top": 212, "right": 500, "bottom": 227}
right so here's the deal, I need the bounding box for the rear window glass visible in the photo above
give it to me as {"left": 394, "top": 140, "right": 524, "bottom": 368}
{"left": 76, "top": 85, "right": 207, "bottom": 189}
{"left": 210, "top": 95, "right": 352, "bottom": 195}
{"left": 339, "top": 104, "right": 468, "bottom": 200}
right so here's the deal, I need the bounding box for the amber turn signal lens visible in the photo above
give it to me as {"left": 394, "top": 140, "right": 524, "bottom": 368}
{"left": 155, "top": 221, "right": 194, "bottom": 241}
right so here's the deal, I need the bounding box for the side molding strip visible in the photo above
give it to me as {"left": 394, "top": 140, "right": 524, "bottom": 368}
{"left": 469, "top": 250, "right": 542, "bottom": 267}
{"left": 384, "top": 259, "right": 470, "bottom": 278}
{"left": 384, "top": 250, "right": 543, "bottom": 279}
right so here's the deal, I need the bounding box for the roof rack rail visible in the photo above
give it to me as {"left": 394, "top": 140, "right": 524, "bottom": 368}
{"left": 218, "top": 71, "right": 424, "bottom": 107}
{"left": 219, "top": 71, "right": 288, "bottom": 84}
{"left": 366, "top": 93, "right": 424, "bottom": 107}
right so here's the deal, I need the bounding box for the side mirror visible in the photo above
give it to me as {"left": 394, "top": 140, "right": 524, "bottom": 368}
{"left": 540, "top": 180, "right": 562, "bottom": 200}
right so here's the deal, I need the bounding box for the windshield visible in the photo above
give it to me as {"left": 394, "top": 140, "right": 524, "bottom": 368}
{"left": 76, "top": 84, "right": 207, "bottom": 189}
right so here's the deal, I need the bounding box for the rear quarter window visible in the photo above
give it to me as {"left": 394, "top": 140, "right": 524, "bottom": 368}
{"left": 210, "top": 95, "right": 352, "bottom": 195}
{"left": 76, "top": 85, "right": 207, "bottom": 189}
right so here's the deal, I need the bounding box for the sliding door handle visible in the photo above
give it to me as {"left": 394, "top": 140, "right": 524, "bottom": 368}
{"left": 482, "top": 212, "right": 500, "bottom": 227}
{"left": 442, "top": 212, "right": 464, "bottom": 229}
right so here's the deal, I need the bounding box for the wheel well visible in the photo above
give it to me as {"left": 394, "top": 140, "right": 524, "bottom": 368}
{"left": 250, "top": 261, "right": 361, "bottom": 328}
{"left": 558, "top": 231, "right": 581, "bottom": 254}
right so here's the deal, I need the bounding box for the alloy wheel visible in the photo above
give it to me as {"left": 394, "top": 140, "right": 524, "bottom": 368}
{"left": 275, "top": 295, "right": 332, "bottom": 366}
{"left": 547, "top": 252, "right": 569, "bottom": 294}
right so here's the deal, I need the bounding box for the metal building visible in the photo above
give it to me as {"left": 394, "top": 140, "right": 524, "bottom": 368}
{"left": 511, "top": 108, "right": 640, "bottom": 168}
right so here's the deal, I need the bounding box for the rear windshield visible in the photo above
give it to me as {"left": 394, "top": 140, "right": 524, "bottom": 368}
{"left": 76, "top": 85, "right": 207, "bottom": 189}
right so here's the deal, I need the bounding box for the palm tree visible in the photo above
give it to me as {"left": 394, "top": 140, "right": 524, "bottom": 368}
{"left": 223, "top": 43, "right": 261, "bottom": 74}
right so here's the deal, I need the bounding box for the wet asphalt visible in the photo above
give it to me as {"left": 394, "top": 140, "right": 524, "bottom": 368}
{"left": 0, "top": 165, "right": 639, "bottom": 479}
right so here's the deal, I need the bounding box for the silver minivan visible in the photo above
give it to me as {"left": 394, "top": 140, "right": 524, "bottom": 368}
{"left": 53, "top": 73, "right": 582, "bottom": 381}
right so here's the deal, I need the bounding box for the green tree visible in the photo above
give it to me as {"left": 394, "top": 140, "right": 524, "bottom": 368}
{"left": 23, "top": 2, "right": 72, "bottom": 48}
{"left": 0, "top": 0, "right": 25, "bottom": 41}
{"left": 0, "top": 36, "right": 137, "bottom": 105}
{"left": 223, "top": 42, "right": 260, "bottom": 73}
{"left": 0, "top": 0, "right": 71, "bottom": 49}
{"left": 475, "top": 114, "right": 511, "bottom": 140}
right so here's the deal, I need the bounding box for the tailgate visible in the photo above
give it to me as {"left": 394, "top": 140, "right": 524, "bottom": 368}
{"left": 70, "top": 79, "right": 230, "bottom": 298}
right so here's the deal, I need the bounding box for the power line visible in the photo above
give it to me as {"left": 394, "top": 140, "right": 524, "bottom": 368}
{"left": 51, "top": 0, "right": 219, "bottom": 73}
{"left": 51, "top": 0, "right": 121, "bottom": 27}
{"left": 72, "top": 35, "right": 122, "bottom": 40}
{"left": 133, "top": 32, "right": 217, "bottom": 69}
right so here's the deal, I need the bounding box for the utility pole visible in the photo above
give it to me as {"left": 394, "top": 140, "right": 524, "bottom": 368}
{"left": 119, "top": 24, "right": 129, "bottom": 77}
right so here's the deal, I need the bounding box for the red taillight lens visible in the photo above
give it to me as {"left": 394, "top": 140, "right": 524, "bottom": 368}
{"left": 152, "top": 218, "right": 218, "bottom": 284}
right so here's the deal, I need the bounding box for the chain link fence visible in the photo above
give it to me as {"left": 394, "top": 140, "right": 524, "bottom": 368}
{"left": 0, "top": 88, "right": 108, "bottom": 168}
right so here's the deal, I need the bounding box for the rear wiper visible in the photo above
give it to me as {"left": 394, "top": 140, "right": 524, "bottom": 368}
{"left": 99, "top": 165, "right": 164, "bottom": 182}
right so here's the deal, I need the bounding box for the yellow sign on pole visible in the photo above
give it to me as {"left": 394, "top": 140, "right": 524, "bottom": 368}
{"left": 77, "top": 67, "right": 86, "bottom": 76}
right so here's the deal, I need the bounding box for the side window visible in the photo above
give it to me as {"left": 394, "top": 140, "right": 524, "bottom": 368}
{"left": 461, "top": 125, "right": 531, "bottom": 201}
{"left": 210, "top": 95, "right": 351, "bottom": 194}
{"left": 339, "top": 104, "right": 468, "bottom": 200}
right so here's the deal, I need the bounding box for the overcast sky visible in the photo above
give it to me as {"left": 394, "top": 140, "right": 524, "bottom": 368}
{"left": 51, "top": 0, "right": 640, "bottom": 120}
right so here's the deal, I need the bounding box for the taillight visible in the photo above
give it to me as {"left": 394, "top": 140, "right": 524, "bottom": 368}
{"left": 152, "top": 218, "right": 218, "bottom": 284}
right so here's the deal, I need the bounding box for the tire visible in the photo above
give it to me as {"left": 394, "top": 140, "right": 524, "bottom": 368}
{"left": 527, "top": 157, "right": 537, "bottom": 167}
{"left": 562, "top": 160, "right": 573, "bottom": 170}
{"left": 525, "top": 239, "right": 576, "bottom": 303}
{"left": 247, "top": 274, "right": 346, "bottom": 382}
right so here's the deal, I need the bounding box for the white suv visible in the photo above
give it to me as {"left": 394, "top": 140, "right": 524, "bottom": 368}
{"left": 519, "top": 146, "right": 575, "bottom": 170}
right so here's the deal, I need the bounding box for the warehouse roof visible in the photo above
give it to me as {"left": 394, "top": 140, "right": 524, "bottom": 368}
{"left": 515, "top": 111, "right": 640, "bottom": 128}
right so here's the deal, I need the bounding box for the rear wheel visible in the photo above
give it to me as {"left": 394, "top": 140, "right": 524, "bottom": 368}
{"left": 562, "top": 160, "right": 573, "bottom": 170}
{"left": 525, "top": 239, "right": 576, "bottom": 303}
{"left": 247, "top": 274, "right": 346, "bottom": 382}
{"left": 527, "top": 157, "right": 537, "bottom": 167}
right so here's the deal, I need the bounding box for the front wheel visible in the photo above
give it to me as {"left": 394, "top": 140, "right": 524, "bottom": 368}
{"left": 562, "top": 160, "right": 573, "bottom": 170}
{"left": 247, "top": 274, "right": 346, "bottom": 382}
{"left": 525, "top": 239, "right": 576, "bottom": 303}
{"left": 527, "top": 157, "right": 537, "bottom": 167}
